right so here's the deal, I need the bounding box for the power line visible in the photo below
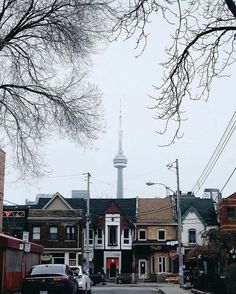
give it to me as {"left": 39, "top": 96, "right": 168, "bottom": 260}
{"left": 192, "top": 111, "right": 236, "bottom": 194}
{"left": 220, "top": 167, "right": 236, "bottom": 193}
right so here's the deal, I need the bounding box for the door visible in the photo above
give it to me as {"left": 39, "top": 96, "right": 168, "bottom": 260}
{"left": 139, "top": 259, "right": 147, "bottom": 279}
{"left": 106, "top": 258, "right": 119, "bottom": 278}
{"left": 110, "top": 262, "right": 116, "bottom": 277}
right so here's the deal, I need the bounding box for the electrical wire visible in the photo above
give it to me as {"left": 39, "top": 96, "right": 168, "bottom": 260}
{"left": 220, "top": 167, "right": 236, "bottom": 193}
{"left": 192, "top": 111, "right": 236, "bottom": 195}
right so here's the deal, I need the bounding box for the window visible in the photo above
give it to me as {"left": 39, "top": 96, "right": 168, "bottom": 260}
{"left": 32, "top": 226, "right": 40, "bottom": 240}
{"left": 188, "top": 229, "right": 196, "bottom": 244}
{"left": 227, "top": 207, "right": 235, "bottom": 218}
{"left": 123, "top": 228, "right": 130, "bottom": 244}
{"left": 69, "top": 253, "right": 76, "bottom": 266}
{"left": 66, "top": 226, "right": 75, "bottom": 240}
{"left": 158, "top": 256, "right": 166, "bottom": 273}
{"left": 89, "top": 229, "right": 94, "bottom": 245}
{"left": 49, "top": 227, "right": 58, "bottom": 240}
{"left": 158, "top": 229, "right": 166, "bottom": 241}
{"left": 151, "top": 256, "right": 155, "bottom": 274}
{"left": 108, "top": 226, "right": 117, "bottom": 246}
{"left": 138, "top": 229, "right": 147, "bottom": 241}
{"left": 97, "top": 228, "right": 103, "bottom": 245}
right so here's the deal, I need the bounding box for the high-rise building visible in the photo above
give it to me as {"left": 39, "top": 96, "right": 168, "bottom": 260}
{"left": 113, "top": 108, "right": 127, "bottom": 199}
{"left": 71, "top": 190, "right": 88, "bottom": 199}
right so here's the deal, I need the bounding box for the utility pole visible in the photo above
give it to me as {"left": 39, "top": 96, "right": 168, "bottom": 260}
{"left": 176, "top": 159, "right": 184, "bottom": 288}
{"left": 85, "top": 172, "right": 91, "bottom": 273}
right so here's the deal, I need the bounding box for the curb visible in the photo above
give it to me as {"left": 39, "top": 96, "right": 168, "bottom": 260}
{"left": 191, "top": 289, "right": 213, "bottom": 294}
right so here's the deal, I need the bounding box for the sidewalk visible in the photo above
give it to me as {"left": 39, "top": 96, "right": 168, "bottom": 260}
{"left": 105, "top": 281, "right": 192, "bottom": 293}
{"left": 157, "top": 282, "right": 192, "bottom": 294}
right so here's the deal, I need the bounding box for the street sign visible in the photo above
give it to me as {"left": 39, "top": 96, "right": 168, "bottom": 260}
{"left": 167, "top": 240, "right": 178, "bottom": 246}
{"left": 24, "top": 243, "right": 31, "bottom": 252}
{"left": 22, "top": 231, "right": 29, "bottom": 242}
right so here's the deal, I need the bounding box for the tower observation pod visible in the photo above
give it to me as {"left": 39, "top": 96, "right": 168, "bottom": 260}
{"left": 113, "top": 108, "right": 127, "bottom": 199}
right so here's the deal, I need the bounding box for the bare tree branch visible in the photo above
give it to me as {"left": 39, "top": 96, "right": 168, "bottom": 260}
{"left": 114, "top": 0, "right": 236, "bottom": 144}
{"left": 0, "top": 0, "right": 118, "bottom": 175}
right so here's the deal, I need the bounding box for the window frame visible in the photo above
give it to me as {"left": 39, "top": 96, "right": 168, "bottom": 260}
{"left": 188, "top": 229, "right": 196, "bottom": 244}
{"left": 49, "top": 226, "right": 58, "bottom": 240}
{"left": 96, "top": 228, "right": 103, "bottom": 245}
{"left": 108, "top": 225, "right": 118, "bottom": 246}
{"left": 227, "top": 207, "right": 235, "bottom": 218}
{"left": 158, "top": 256, "right": 166, "bottom": 273}
{"left": 123, "top": 228, "right": 130, "bottom": 244}
{"left": 32, "top": 226, "right": 40, "bottom": 240}
{"left": 66, "top": 226, "right": 75, "bottom": 240}
{"left": 138, "top": 229, "right": 147, "bottom": 241}
{"left": 157, "top": 229, "right": 166, "bottom": 241}
{"left": 89, "top": 229, "right": 94, "bottom": 245}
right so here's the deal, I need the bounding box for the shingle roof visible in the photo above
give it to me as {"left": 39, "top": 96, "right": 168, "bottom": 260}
{"left": 137, "top": 197, "right": 175, "bottom": 223}
{"left": 180, "top": 197, "right": 218, "bottom": 225}
{"left": 35, "top": 197, "right": 137, "bottom": 223}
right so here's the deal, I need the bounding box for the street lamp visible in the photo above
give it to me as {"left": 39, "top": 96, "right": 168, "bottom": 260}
{"left": 146, "top": 182, "right": 175, "bottom": 196}
{"left": 146, "top": 159, "right": 184, "bottom": 288}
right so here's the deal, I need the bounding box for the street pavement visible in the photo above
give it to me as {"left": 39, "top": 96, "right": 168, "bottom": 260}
{"left": 157, "top": 282, "right": 192, "bottom": 294}
{"left": 96, "top": 281, "right": 192, "bottom": 294}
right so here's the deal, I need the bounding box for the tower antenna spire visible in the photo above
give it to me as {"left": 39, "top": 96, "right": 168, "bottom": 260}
{"left": 113, "top": 101, "right": 127, "bottom": 199}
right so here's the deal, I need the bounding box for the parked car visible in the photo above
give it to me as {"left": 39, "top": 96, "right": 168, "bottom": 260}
{"left": 89, "top": 271, "right": 105, "bottom": 286}
{"left": 70, "top": 266, "right": 92, "bottom": 294}
{"left": 22, "top": 264, "right": 78, "bottom": 294}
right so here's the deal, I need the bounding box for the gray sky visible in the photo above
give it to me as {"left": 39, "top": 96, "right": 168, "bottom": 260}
{"left": 4, "top": 18, "right": 236, "bottom": 205}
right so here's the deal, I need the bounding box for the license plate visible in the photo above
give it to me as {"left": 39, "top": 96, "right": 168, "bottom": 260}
{"left": 40, "top": 291, "right": 48, "bottom": 294}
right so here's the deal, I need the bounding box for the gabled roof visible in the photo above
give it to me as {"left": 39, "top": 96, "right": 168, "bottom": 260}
{"left": 180, "top": 197, "right": 218, "bottom": 226}
{"left": 136, "top": 197, "right": 175, "bottom": 224}
{"left": 89, "top": 198, "right": 136, "bottom": 223}
{"left": 42, "top": 192, "right": 73, "bottom": 210}
{"left": 34, "top": 197, "right": 136, "bottom": 223}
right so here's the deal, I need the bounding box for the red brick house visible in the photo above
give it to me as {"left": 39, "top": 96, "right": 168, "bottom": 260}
{"left": 219, "top": 192, "right": 236, "bottom": 233}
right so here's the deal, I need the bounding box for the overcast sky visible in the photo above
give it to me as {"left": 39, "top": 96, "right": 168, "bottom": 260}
{"left": 4, "top": 17, "right": 236, "bottom": 205}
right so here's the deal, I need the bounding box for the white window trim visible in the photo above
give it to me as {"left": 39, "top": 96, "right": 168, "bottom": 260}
{"left": 138, "top": 229, "right": 147, "bottom": 241}
{"left": 188, "top": 229, "right": 197, "bottom": 244}
{"left": 158, "top": 256, "right": 166, "bottom": 273}
{"left": 96, "top": 228, "right": 103, "bottom": 246}
{"left": 123, "top": 228, "right": 130, "bottom": 244}
{"left": 32, "top": 226, "right": 40, "bottom": 240}
{"left": 157, "top": 229, "right": 166, "bottom": 241}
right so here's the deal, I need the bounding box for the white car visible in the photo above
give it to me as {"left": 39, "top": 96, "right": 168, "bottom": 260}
{"left": 70, "top": 266, "right": 92, "bottom": 294}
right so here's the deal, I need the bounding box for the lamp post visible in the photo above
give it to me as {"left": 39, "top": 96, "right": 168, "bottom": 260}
{"left": 175, "top": 159, "right": 184, "bottom": 288}
{"left": 146, "top": 182, "right": 175, "bottom": 196}
{"left": 146, "top": 159, "right": 184, "bottom": 288}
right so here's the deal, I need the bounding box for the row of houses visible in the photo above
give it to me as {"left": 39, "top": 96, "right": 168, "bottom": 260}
{"left": 3, "top": 191, "right": 236, "bottom": 280}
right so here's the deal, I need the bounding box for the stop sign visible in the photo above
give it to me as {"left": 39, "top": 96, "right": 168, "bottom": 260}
{"left": 169, "top": 250, "right": 177, "bottom": 259}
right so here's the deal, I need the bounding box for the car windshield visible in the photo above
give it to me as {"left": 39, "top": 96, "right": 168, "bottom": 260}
{"left": 70, "top": 267, "right": 82, "bottom": 275}
{"left": 30, "top": 265, "right": 65, "bottom": 276}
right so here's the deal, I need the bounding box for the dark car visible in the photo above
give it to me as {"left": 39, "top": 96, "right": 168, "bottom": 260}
{"left": 22, "top": 264, "right": 78, "bottom": 294}
{"left": 89, "top": 271, "right": 105, "bottom": 286}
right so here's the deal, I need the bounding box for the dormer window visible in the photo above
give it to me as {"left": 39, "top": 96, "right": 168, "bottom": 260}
{"left": 138, "top": 229, "right": 147, "bottom": 241}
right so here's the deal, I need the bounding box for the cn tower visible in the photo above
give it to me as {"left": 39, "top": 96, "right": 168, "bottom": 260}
{"left": 113, "top": 108, "right": 127, "bottom": 199}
